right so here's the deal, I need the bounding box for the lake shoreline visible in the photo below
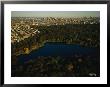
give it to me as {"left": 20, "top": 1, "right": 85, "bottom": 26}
{"left": 13, "top": 41, "right": 99, "bottom": 57}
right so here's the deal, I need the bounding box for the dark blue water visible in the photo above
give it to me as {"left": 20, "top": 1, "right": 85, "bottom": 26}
{"left": 18, "top": 42, "right": 99, "bottom": 63}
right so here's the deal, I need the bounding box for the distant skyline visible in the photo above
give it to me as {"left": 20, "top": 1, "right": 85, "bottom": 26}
{"left": 11, "top": 11, "right": 100, "bottom": 18}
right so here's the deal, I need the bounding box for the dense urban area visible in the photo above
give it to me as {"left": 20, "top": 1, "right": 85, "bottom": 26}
{"left": 11, "top": 17, "right": 100, "bottom": 77}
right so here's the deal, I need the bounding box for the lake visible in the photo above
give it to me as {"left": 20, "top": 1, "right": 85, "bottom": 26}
{"left": 17, "top": 42, "right": 100, "bottom": 64}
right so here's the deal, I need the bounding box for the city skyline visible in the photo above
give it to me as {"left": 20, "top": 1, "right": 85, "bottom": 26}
{"left": 12, "top": 11, "right": 100, "bottom": 18}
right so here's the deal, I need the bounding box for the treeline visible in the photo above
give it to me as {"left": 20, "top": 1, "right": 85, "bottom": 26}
{"left": 11, "top": 24, "right": 100, "bottom": 56}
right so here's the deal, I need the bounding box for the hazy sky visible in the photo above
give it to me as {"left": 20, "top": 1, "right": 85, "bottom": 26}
{"left": 11, "top": 11, "right": 100, "bottom": 17}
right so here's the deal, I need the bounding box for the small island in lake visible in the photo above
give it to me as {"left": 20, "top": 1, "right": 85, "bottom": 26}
{"left": 11, "top": 11, "right": 100, "bottom": 77}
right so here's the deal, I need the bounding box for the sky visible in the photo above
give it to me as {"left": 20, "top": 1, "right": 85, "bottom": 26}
{"left": 11, "top": 11, "right": 100, "bottom": 18}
